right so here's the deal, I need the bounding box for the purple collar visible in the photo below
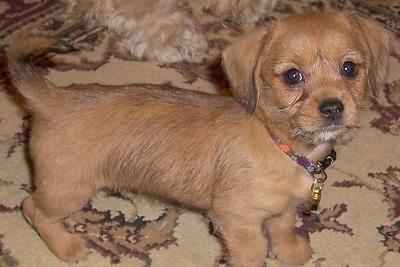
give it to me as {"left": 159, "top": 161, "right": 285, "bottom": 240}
{"left": 266, "top": 128, "right": 336, "bottom": 182}
{"left": 267, "top": 128, "right": 337, "bottom": 211}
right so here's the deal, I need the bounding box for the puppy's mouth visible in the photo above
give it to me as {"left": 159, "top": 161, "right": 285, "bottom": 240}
{"left": 293, "top": 124, "right": 353, "bottom": 145}
{"left": 316, "top": 124, "right": 353, "bottom": 143}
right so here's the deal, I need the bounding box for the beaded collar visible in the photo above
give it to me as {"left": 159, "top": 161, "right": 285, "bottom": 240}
{"left": 267, "top": 128, "right": 337, "bottom": 211}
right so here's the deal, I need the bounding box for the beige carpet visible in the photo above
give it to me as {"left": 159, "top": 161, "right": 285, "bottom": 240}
{"left": 1, "top": 0, "right": 400, "bottom": 266}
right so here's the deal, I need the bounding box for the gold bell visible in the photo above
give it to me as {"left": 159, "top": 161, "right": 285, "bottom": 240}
{"left": 309, "top": 184, "right": 322, "bottom": 211}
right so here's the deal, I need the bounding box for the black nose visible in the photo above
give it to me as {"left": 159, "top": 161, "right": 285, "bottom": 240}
{"left": 319, "top": 99, "right": 344, "bottom": 121}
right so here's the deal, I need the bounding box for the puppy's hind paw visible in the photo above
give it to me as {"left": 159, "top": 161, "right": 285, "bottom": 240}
{"left": 51, "top": 233, "right": 89, "bottom": 263}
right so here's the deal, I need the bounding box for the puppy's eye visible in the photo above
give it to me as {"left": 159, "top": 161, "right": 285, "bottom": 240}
{"left": 341, "top": 61, "right": 357, "bottom": 77}
{"left": 284, "top": 68, "right": 304, "bottom": 86}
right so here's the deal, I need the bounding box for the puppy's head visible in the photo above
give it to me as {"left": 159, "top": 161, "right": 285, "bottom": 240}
{"left": 222, "top": 12, "right": 390, "bottom": 144}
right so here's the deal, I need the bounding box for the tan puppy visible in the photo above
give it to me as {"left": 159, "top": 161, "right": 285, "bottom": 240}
{"left": 7, "top": 12, "right": 389, "bottom": 266}
{"left": 63, "top": 0, "right": 277, "bottom": 62}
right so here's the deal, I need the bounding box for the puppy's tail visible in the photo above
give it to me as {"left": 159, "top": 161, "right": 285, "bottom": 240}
{"left": 6, "top": 35, "right": 76, "bottom": 111}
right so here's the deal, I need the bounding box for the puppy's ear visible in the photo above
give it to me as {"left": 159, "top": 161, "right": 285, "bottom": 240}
{"left": 222, "top": 26, "right": 271, "bottom": 113}
{"left": 353, "top": 13, "right": 390, "bottom": 96}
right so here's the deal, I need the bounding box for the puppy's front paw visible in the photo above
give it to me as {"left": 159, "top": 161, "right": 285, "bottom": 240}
{"left": 272, "top": 234, "right": 312, "bottom": 266}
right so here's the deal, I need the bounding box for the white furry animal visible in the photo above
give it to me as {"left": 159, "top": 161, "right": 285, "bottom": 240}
{"left": 63, "top": 0, "right": 277, "bottom": 62}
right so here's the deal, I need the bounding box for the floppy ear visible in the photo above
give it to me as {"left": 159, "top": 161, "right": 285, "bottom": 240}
{"left": 353, "top": 13, "right": 390, "bottom": 96}
{"left": 222, "top": 25, "right": 271, "bottom": 113}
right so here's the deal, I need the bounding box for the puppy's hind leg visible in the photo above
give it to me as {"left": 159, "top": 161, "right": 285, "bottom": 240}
{"left": 22, "top": 174, "right": 97, "bottom": 262}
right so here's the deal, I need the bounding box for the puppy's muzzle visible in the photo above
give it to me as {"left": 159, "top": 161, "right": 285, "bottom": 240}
{"left": 319, "top": 99, "right": 344, "bottom": 122}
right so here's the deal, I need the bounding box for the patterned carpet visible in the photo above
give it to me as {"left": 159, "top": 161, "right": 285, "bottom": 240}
{"left": 0, "top": 0, "right": 400, "bottom": 266}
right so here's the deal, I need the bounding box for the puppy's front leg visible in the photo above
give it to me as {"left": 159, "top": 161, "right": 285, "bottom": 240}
{"left": 265, "top": 207, "right": 312, "bottom": 265}
{"left": 215, "top": 212, "right": 267, "bottom": 267}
